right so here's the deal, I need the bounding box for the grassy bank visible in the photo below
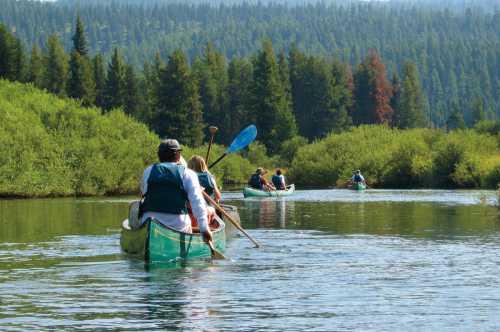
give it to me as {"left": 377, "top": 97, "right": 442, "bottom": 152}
{"left": 0, "top": 80, "right": 267, "bottom": 197}
{"left": 2, "top": 80, "right": 499, "bottom": 197}
{"left": 288, "top": 125, "right": 500, "bottom": 189}
{"left": 0, "top": 80, "right": 161, "bottom": 197}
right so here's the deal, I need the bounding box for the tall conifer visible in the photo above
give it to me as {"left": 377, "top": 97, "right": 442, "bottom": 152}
{"left": 251, "top": 40, "right": 297, "bottom": 153}
{"left": 154, "top": 49, "right": 204, "bottom": 146}
{"left": 67, "top": 16, "right": 95, "bottom": 105}
{"left": 92, "top": 54, "right": 106, "bottom": 108}
{"left": 353, "top": 49, "right": 393, "bottom": 125}
{"left": 43, "top": 34, "right": 68, "bottom": 96}
{"left": 104, "top": 48, "right": 126, "bottom": 111}
{"left": 393, "top": 61, "right": 426, "bottom": 128}
{"left": 28, "top": 45, "right": 44, "bottom": 88}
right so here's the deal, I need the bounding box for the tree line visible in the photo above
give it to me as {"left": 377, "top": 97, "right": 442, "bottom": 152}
{"left": 3, "top": 18, "right": 482, "bottom": 157}
{"left": 0, "top": 0, "right": 498, "bottom": 125}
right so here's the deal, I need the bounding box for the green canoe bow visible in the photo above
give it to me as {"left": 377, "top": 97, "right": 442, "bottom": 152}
{"left": 243, "top": 184, "right": 295, "bottom": 198}
{"left": 352, "top": 182, "right": 366, "bottom": 191}
{"left": 120, "top": 217, "right": 226, "bottom": 262}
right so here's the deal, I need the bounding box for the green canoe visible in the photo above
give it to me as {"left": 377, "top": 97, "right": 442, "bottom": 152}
{"left": 243, "top": 184, "right": 295, "bottom": 198}
{"left": 120, "top": 216, "right": 226, "bottom": 262}
{"left": 352, "top": 182, "right": 366, "bottom": 191}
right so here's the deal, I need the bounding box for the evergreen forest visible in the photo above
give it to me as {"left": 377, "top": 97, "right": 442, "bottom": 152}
{"left": 0, "top": 0, "right": 499, "bottom": 195}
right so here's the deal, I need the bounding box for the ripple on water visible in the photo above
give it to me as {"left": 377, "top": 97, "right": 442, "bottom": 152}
{"left": 0, "top": 192, "right": 499, "bottom": 330}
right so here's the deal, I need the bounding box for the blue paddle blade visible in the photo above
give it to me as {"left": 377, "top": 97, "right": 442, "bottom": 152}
{"left": 226, "top": 125, "right": 257, "bottom": 154}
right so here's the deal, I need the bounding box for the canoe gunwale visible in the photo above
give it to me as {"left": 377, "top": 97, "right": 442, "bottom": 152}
{"left": 243, "top": 184, "right": 295, "bottom": 198}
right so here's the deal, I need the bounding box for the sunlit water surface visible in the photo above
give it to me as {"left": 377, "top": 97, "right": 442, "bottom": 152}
{"left": 1, "top": 189, "right": 499, "bottom": 331}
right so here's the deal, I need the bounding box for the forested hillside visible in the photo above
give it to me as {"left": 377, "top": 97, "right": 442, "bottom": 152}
{"left": 0, "top": 0, "right": 498, "bottom": 124}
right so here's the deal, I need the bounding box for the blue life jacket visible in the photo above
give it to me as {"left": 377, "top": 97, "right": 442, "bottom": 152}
{"left": 354, "top": 174, "right": 362, "bottom": 182}
{"left": 197, "top": 172, "right": 215, "bottom": 196}
{"left": 141, "top": 163, "right": 188, "bottom": 214}
{"left": 272, "top": 175, "right": 285, "bottom": 190}
{"left": 249, "top": 173, "right": 262, "bottom": 189}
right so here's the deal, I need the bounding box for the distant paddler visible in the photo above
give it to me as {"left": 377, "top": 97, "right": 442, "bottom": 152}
{"left": 248, "top": 167, "right": 276, "bottom": 192}
{"left": 348, "top": 169, "right": 367, "bottom": 189}
{"left": 271, "top": 169, "right": 286, "bottom": 190}
{"left": 140, "top": 139, "right": 213, "bottom": 244}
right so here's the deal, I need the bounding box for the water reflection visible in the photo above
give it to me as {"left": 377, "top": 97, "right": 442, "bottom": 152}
{"left": 1, "top": 192, "right": 500, "bottom": 331}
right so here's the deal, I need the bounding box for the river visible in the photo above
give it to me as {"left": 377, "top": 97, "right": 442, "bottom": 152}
{"left": 1, "top": 189, "right": 499, "bottom": 331}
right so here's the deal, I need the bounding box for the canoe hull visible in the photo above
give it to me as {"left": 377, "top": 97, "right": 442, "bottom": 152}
{"left": 243, "top": 184, "right": 295, "bottom": 198}
{"left": 352, "top": 182, "right": 366, "bottom": 191}
{"left": 120, "top": 217, "right": 225, "bottom": 262}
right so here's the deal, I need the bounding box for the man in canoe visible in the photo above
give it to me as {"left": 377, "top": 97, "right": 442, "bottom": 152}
{"left": 140, "top": 139, "right": 212, "bottom": 243}
{"left": 271, "top": 169, "right": 286, "bottom": 190}
{"left": 349, "top": 170, "right": 366, "bottom": 186}
{"left": 248, "top": 167, "right": 276, "bottom": 191}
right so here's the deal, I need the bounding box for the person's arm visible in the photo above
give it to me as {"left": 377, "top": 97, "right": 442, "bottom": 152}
{"left": 183, "top": 169, "right": 210, "bottom": 235}
{"left": 140, "top": 165, "right": 153, "bottom": 197}
{"left": 281, "top": 175, "right": 286, "bottom": 188}
{"left": 212, "top": 177, "right": 222, "bottom": 202}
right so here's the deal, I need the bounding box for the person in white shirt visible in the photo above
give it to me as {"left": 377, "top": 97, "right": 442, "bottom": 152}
{"left": 140, "top": 139, "right": 212, "bottom": 244}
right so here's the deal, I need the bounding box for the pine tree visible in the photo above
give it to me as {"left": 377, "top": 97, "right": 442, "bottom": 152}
{"left": 353, "top": 49, "right": 393, "bottom": 125}
{"left": 0, "top": 24, "right": 25, "bottom": 81}
{"left": 92, "top": 54, "right": 106, "bottom": 108}
{"left": 393, "top": 61, "right": 426, "bottom": 129}
{"left": 11, "top": 38, "right": 26, "bottom": 82}
{"left": 330, "top": 59, "right": 353, "bottom": 131}
{"left": 0, "top": 24, "right": 12, "bottom": 79}
{"left": 390, "top": 72, "right": 401, "bottom": 126}
{"left": 289, "top": 44, "right": 308, "bottom": 138}
{"left": 227, "top": 58, "right": 253, "bottom": 141}
{"left": 142, "top": 52, "right": 164, "bottom": 125}
{"left": 471, "top": 97, "right": 486, "bottom": 126}
{"left": 446, "top": 110, "right": 466, "bottom": 131}
{"left": 154, "top": 49, "right": 204, "bottom": 146}
{"left": 251, "top": 40, "right": 297, "bottom": 153}
{"left": 193, "top": 43, "right": 229, "bottom": 142}
{"left": 67, "top": 51, "right": 95, "bottom": 105}
{"left": 43, "top": 34, "right": 68, "bottom": 96}
{"left": 104, "top": 48, "right": 126, "bottom": 111}
{"left": 28, "top": 44, "right": 44, "bottom": 88}
{"left": 67, "top": 17, "right": 95, "bottom": 105}
{"left": 124, "top": 65, "right": 141, "bottom": 117}
{"left": 72, "top": 15, "right": 88, "bottom": 56}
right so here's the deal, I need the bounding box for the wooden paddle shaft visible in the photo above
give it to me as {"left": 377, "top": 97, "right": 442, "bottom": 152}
{"left": 202, "top": 191, "right": 261, "bottom": 248}
{"left": 205, "top": 126, "right": 218, "bottom": 164}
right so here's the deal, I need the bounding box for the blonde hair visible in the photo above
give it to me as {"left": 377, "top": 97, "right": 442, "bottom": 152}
{"left": 188, "top": 155, "right": 208, "bottom": 173}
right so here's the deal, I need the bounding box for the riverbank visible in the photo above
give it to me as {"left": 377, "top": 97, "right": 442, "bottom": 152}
{"left": 1, "top": 80, "right": 499, "bottom": 198}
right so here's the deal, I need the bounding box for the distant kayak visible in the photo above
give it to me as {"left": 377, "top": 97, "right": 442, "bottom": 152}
{"left": 243, "top": 184, "right": 295, "bottom": 198}
{"left": 351, "top": 182, "right": 366, "bottom": 191}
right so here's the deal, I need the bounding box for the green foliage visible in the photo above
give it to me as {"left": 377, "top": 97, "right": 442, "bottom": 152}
{"left": 1, "top": 0, "right": 498, "bottom": 122}
{"left": 251, "top": 40, "right": 297, "bottom": 153}
{"left": 393, "top": 61, "right": 426, "bottom": 129}
{"left": 154, "top": 49, "right": 204, "bottom": 146}
{"left": 0, "top": 79, "right": 157, "bottom": 197}
{"left": 289, "top": 125, "right": 500, "bottom": 189}
{"left": 354, "top": 50, "right": 393, "bottom": 125}
{"left": 43, "top": 35, "right": 68, "bottom": 96}
{"left": 104, "top": 48, "right": 126, "bottom": 111}
{"left": 67, "top": 50, "right": 95, "bottom": 106}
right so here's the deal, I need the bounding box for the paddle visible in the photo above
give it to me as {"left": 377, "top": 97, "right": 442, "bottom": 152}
{"left": 207, "top": 239, "right": 227, "bottom": 260}
{"left": 203, "top": 191, "right": 261, "bottom": 248}
{"left": 205, "top": 126, "right": 218, "bottom": 165}
{"left": 209, "top": 125, "right": 257, "bottom": 169}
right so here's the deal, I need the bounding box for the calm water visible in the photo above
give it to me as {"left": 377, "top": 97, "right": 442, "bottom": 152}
{"left": 1, "top": 190, "right": 499, "bottom": 331}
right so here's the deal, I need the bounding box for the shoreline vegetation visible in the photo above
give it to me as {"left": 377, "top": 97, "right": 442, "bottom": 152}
{"left": 1, "top": 79, "right": 499, "bottom": 198}
{"left": 0, "top": 5, "right": 499, "bottom": 198}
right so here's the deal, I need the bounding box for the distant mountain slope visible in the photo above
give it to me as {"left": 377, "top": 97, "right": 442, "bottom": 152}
{"left": 1, "top": 0, "right": 498, "bottom": 119}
